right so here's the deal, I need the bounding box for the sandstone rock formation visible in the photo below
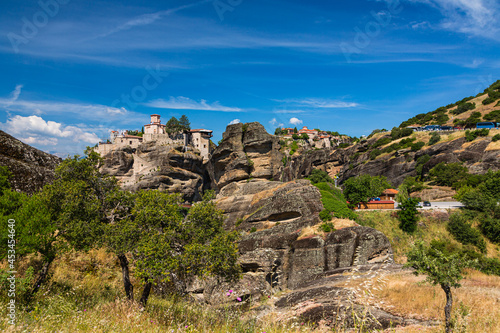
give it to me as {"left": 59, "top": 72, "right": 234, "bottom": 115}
{"left": 190, "top": 179, "right": 406, "bottom": 329}
{"left": 207, "top": 122, "right": 283, "bottom": 190}
{"left": 100, "top": 142, "right": 207, "bottom": 202}
{"left": 0, "top": 130, "right": 61, "bottom": 194}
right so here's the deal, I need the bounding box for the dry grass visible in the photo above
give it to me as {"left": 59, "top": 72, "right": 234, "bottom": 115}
{"left": 485, "top": 140, "right": 500, "bottom": 151}
{"left": 372, "top": 270, "right": 500, "bottom": 333}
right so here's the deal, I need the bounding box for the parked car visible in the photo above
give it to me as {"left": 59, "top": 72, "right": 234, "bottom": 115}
{"left": 440, "top": 126, "right": 453, "bottom": 131}
{"left": 423, "top": 201, "right": 431, "bottom": 207}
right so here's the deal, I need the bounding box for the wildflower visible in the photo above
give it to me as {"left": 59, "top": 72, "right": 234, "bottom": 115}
{"left": 228, "top": 289, "right": 233, "bottom": 293}
{"left": 236, "top": 297, "right": 242, "bottom": 302}
{"left": 226, "top": 292, "right": 231, "bottom": 296}
{"left": 185, "top": 325, "right": 188, "bottom": 328}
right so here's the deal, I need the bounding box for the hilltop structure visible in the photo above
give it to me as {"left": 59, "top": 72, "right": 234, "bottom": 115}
{"left": 96, "top": 114, "right": 213, "bottom": 160}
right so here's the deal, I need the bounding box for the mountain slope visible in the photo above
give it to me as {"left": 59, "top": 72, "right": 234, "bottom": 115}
{"left": 0, "top": 130, "right": 61, "bottom": 194}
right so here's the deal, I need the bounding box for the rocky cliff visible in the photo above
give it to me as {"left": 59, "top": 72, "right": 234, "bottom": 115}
{"left": 207, "top": 122, "right": 284, "bottom": 190}
{"left": 0, "top": 130, "right": 61, "bottom": 194}
{"left": 187, "top": 179, "right": 411, "bottom": 329}
{"left": 100, "top": 142, "right": 207, "bottom": 202}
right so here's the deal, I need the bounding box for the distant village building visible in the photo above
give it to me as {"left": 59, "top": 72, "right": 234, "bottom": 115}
{"left": 96, "top": 114, "right": 213, "bottom": 160}
{"left": 298, "top": 126, "right": 318, "bottom": 138}
{"left": 381, "top": 189, "right": 399, "bottom": 201}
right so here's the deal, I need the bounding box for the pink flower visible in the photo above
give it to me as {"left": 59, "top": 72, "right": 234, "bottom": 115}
{"left": 228, "top": 289, "right": 233, "bottom": 293}
{"left": 226, "top": 292, "right": 231, "bottom": 296}
{"left": 237, "top": 297, "right": 242, "bottom": 302}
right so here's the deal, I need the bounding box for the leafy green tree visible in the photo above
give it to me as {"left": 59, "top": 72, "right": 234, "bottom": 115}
{"left": 343, "top": 174, "right": 391, "bottom": 207}
{"left": 447, "top": 213, "right": 486, "bottom": 253}
{"left": 406, "top": 241, "right": 475, "bottom": 333}
{"left": 301, "top": 133, "right": 309, "bottom": 140}
{"left": 397, "top": 197, "right": 420, "bottom": 233}
{"left": 133, "top": 191, "right": 240, "bottom": 306}
{"left": 429, "top": 162, "right": 469, "bottom": 187}
{"left": 401, "top": 176, "right": 426, "bottom": 193}
{"left": 292, "top": 134, "right": 299, "bottom": 140}
{"left": 293, "top": 127, "right": 298, "bottom": 133}
{"left": 274, "top": 127, "right": 284, "bottom": 136}
{"left": 166, "top": 117, "right": 181, "bottom": 133}
{"left": 179, "top": 115, "right": 191, "bottom": 131}
{"left": 1, "top": 151, "right": 121, "bottom": 300}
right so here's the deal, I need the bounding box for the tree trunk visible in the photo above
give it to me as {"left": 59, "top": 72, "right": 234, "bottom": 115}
{"left": 140, "top": 282, "right": 152, "bottom": 307}
{"left": 30, "top": 258, "right": 54, "bottom": 300}
{"left": 441, "top": 283, "right": 453, "bottom": 333}
{"left": 118, "top": 253, "right": 134, "bottom": 301}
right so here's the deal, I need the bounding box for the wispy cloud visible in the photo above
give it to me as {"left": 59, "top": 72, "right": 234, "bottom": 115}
{"left": 146, "top": 96, "right": 243, "bottom": 112}
{"left": 91, "top": 1, "right": 211, "bottom": 40}
{"left": 404, "top": 0, "right": 500, "bottom": 40}
{"left": 228, "top": 119, "right": 241, "bottom": 125}
{"left": 273, "top": 109, "right": 306, "bottom": 114}
{"left": 276, "top": 98, "right": 359, "bottom": 109}
{"left": 5, "top": 84, "right": 23, "bottom": 107}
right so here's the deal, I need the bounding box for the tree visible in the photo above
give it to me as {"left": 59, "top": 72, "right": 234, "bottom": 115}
{"left": 274, "top": 127, "right": 284, "bottom": 136}
{"left": 292, "top": 134, "right": 300, "bottom": 140}
{"left": 397, "top": 197, "right": 420, "bottom": 233}
{"left": 429, "top": 163, "right": 469, "bottom": 187}
{"left": 405, "top": 241, "right": 474, "bottom": 333}
{"left": 301, "top": 133, "right": 309, "bottom": 140}
{"left": 293, "top": 127, "right": 298, "bottom": 133}
{"left": 0, "top": 150, "right": 122, "bottom": 301}
{"left": 165, "top": 117, "right": 181, "bottom": 133}
{"left": 343, "top": 174, "right": 391, "bottom": 207}
{"left": 307, "top": 169, "right": 334, "bottom": 184}
{"left": 132, "top": 190, "right": 240, "bottom": 306}
{"left": 179, "top": 115, "right": 191, "bottom": 132}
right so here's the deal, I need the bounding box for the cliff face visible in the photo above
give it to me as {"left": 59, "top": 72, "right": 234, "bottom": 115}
{"left": 100, "top": 142, "right": 207, "bottom": 202}
{"left": 339, "top": 135, "right": 500, "bottom": 187}
{"left": 207, "top": 122, "right": 284, "bottom": 190}
{"left": 0, "top": 130, "right": 61, "bottom": 194}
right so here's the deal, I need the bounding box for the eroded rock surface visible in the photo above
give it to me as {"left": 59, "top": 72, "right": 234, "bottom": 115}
{"left": 100, "top": 142, "right": 207, "bottom": 202}
{"left": 207, "top": 122, "right": 283, "bottom": 190}
{"left": 0, "top": 130, "right": 61, "bottom": 194}
{"left": 190, "top": 179, "right": 406, "bottom": 329}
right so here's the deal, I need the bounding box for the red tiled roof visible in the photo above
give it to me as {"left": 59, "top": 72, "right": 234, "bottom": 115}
{"left": 382, "top": 189, "right": 399, "bottom": 195}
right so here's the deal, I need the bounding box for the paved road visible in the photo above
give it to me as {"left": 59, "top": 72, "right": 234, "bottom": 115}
{"left": 395, "top": 201, "right": 464, "bottom": 209}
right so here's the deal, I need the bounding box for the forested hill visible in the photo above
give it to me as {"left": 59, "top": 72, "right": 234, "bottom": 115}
{"left": 400, "top": 80, "right": 500, "bottom": 128}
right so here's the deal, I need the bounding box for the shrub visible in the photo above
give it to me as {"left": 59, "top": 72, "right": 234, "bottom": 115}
{"left": 482, "top": 96, "right": 498, "bottom": 105}
{"left": 249, "top": 227, "right": 257, "bottom": 233}
{"left": 292, "top": 134, "right": 300, "bottom": 140}
{"left": 480, "top": 217, "right": 500, "bottom": 244}
{"left": 318, "top": 222, "right": 335, "bottom": 233}
{"left": 447, "top": 213, "right": 487, "bottom": 253}
{"left": 465, "top": 129, "right": 489, "bottom": 142}
{"left": 429, "top": 162, "right": 469, "bottom": 187}
{"left": 316, "top": 184, "right": 357, "bottom": 221}
{"left": 301, "top": 133, "right": 309, "bottom": 140}
{"left": 307, "top": 169, "right": 334, "bottom": 184}
{"left": 483, "top": 110, "right": 500, "bottom": 122}
{"left": 369, "top": 149, "right": 382, "bottom": 160}
{"left": 372, "top": 137, "right": 392, "bottom": 148}
{"left": 337, "top": 143, "right": 350, "bottom": 149}
{"left": 428, "top": 132, "right": 441, "bottom": 146}
{"left": 452, "top": 102, "right": 475, "bottom": 115}
{"left": 398, "top": 197, "right": 420, "bottom": 233}
{"left": 492, "top": 134, "right": 500, "bottom": 142}
{"left": 319, "top": 210, "right": 332, "bottom": 222}
{"left": 391, "top": 127, "right": 413, "bottom": 140}
{"left": 410, "top": 141, "right": 425, "bottom": 151}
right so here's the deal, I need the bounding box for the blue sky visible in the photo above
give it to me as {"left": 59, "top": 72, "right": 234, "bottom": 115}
{"left": 0, "top": 0, "right": 499, "bottom": 156}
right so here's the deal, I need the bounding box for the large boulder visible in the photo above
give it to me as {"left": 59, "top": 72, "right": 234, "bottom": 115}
{"left": 207, "top": 122, "right": 284, "bottom": 190}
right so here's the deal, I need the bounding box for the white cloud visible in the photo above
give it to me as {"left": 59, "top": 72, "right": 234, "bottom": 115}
{"left": 289, "top": 117, "right": 303, "bottom": 125}
{"left": 1, "top": 115, "right": 100, "bottom": 144}
{"left": 20, "top": 136, "right": 58, "bottom": 146}
{"left": 228, "top": 119, "right": 241, "bottom": 125}
{"left": 146, "top": 96, "right": 243, "bottom": 112}
{"left": 269, "top": 118, "right": 284, "bottom": 127}
{"left": 405, "top": 0, "right": 500, "bottom": 40}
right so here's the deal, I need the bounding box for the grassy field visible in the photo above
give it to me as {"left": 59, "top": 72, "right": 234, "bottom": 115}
{"left": 0, "top": 249, "right": 316, "bottom": 333}
{"left": 355, "top": 209, "right": 500, "bottom": 333}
